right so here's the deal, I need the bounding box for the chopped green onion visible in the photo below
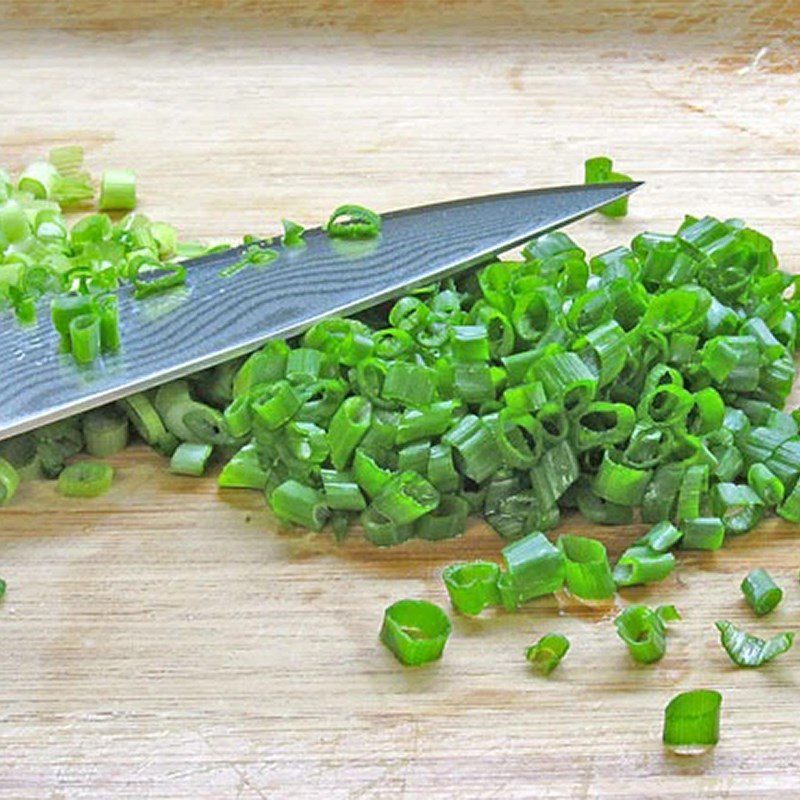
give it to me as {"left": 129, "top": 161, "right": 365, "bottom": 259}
{"left": 327, "top": 396, "right": 372, "bottom": 470}
{"left": 217, "top": 443, "right": 268, "bottom": 489}
{"left": 131, "top": 259, "right": 186, "bottom": 299}
{"left": 584, "top": 156, "right": 633, "bottom": 217}
{"left": 593, "top": 452, "right": 651, "bottom": 506}
{"left": 681, "top": 517, "right": 725, "bottom": 550}
{"left": 414, "top": 494, "right": 469, "bottom": 540}
{"left": 741, "top": 568, "right": 782, "bottom": 616}
{"left": 380, "top": 599, "right": 451, "bottom": 666}
{"left": 82, "top": 407, "right": 129, "bottom": 457}
{"left": 615, "top": 604, "right": 676, "bottom": 664}
{"left": 500, "top": 532, "right": 565, "bottom": 607}
{"left": 636, "top": 520, "right": 683, "bottom": 552}
{"left": 525, "top": 633, "right": 570, "bottom": 675}
{"left": 613, "top": 545, "right": 676, "bottom": 587}
{"left": 0, "top": 457, "right": 20, "bottom": 505}
{"left": 557, "top": 534, "right": 616, "bottom": 599}
{"left": 711, "top": 483, "right": 763, "bottom": 535}
{"left": 170, "top": 442, "right": 213, "bottom": 476}
{"left": 281, "top": 219, "right": 305, "bottom": 247}
{"left": 442, "top": 561, "right": 501, "bottom": 615}
{"left": 371, "top": 471, "right": 439, "bottom": 526}
{"left": 326, "top": 204, "right": 381, "bottom": 239}
{"left": 321, "top": 469, "right": 366, "bottom": 511}
{"left": 68, "top": 313, "right": 101, "bottom": 364}
{"left": 269, "top": 479, "right": 329, "bottom": 531}
{"left": 57, "top": 460, "right": 114, "bottom": 497}
{"left": 663, "top": 690, "right": 722, "bottom": 753}
{"left": 747, "top": 463, "right": 784, "bottom": 506}
{"left": 715, "top": 620, "right": 794, "bottom": 667}
{"left": 98, "top": 169, "right": 136, "bottom": 211}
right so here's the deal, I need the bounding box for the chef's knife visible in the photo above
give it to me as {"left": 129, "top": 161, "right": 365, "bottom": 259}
{"left": 0, "top": 181, "right": 640, "bottom": 441}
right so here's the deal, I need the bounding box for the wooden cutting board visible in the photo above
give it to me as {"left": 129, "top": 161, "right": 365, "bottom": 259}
{"left": 1, "top": 2, "right": 799, "bottom": 797}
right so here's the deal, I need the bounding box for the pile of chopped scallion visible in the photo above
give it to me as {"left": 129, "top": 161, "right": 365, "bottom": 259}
{"left": 2, "top": 150, "right": 799, "bottom": 751}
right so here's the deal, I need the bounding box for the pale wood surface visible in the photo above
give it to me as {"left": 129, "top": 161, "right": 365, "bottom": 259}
{"left": 1, "top": 2, "right": 800, "bottom": 797}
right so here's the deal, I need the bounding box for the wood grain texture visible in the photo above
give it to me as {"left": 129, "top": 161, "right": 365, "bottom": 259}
{"left": 1, "top": 1, "right": 800, "bottom": 797}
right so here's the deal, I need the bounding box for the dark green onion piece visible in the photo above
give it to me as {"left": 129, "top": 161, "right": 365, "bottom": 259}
{"left": 371, "top": 471, "right": 440, "bottom": 526}
{"left": 328, "top": 396, "right": 371, "bottom": 470}
{"left": 636, "top": 520, "right": 683, "bottom": 552}
{"left": 711, "top": 483, "right": 763, "bottom": 535}
{"left": 380, "top": 599, "right": 451, "bottom": 666}
{"left": 414, "top": 494, "right": 469, "bottom": 541}
{"left": 663, "top": 690, "right": 722, "bottom": 752}
{"left": 500, "top": 532, "right": 566, "bottom": 607}
{"left": 584, "top": 156, "right": 632, "bottom": 218}
{"left": 615, "top": 604, "right": 672, "bottom": 664}
{"left": 443, "top": 414, "right": 502, "bottom": 483}
{"left": 397, "top": 401, "right": 461, "bottom": 445}
{"left": 741, "top": 568, "right": 782, "bottom": 616}
{"left": 681, "top": 517, "right": 725, "bottom": 551}
{"left": 525, "top": 633, "right": 570, "bottom": 675}
{"left": 170, "top": 443, "right": 213, "bottom": 476}
{"left": 747, "top": 463, "right": 784, "bottom": 506}
{"left": 326, "top": 204, "right": 382, "bottom": 240}
{"left": 715, "top": 620, "right": 794, "bottom": 668}
{"left": 442, "top": 560, "right": 501, "bottom": 615}
{"left": 281, "top": 219, "right": 305, "bottom": 247}
{"left": 321, "top": 469, "right": 366, "bottom": 511}
{"left": 557, "top": 534, "right": 616, "bottom": 599}
{"left": 57, "top": 460, "right": 114, "bottom": 497}
{"left": 593, "top": 452, "right": 651, "bottom": 506}
{"left": 269, "top": 479, "right": 329, "bottom": 531}
{"left": 614, "top": 546, "right": 676, "bottom": 587}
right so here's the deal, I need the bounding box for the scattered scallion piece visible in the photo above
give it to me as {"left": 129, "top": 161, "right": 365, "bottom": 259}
{"left": 82, "top": 407, "right": 129, "bottom": 457}
{"left": 584, "top": 156, "right": 633, "bottom": 217}
{"left": 98, "top": 168, "right": 137, "bottom": 211}
{"left": 326, "top": 204, "right": 382, "bottom": 239}
{"left": 715, "top": 620, "right": 794, "bottom": 667}
{"left": 170, "top": 442, "right": 213, "bottom": 476}
{"left": 0, "top": 457, "right": 21, "bottom": 505}
{"left": 663, "top": 690, "right": 722, "bottom": 754}
{"left": 525, "top": 633, "right": 570, "bottom": 675}
{"left": 442, "top": 561, "right": 501, "bottom": 615}
{"left": 56, "top": 460, "right": 114, "bottom": 497}
{"left": 740, "top": 568, "right": 783, "bottom": 616}
{"left": 282, "top": 219, "right": 305, "bottom": 247}
{"left": 615, "top": 604, "right": 679, "bottom": 664}
{"left": 380, "top": 599, "right": 452, "bottom": 666}
{"left": 558, "top": 534, "right": 616, "bottom": 600}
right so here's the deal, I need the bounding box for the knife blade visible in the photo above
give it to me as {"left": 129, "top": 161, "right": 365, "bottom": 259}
{"left": 0, "top": 181, "right": 640, "bottom": 441}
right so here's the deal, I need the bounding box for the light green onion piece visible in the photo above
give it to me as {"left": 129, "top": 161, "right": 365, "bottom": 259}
{"left": 525, "top": 633, "right": 570, "bottom": 675}
{"left": 57, "top": 461, "right": 114, "bottom": 497}
{"left": 715, "top": 620, "right": 794, "bottom": 667}
{"left": 170, "top": 443, "right": 213, "bottom": 476}
{"left": 98, "top": 168, "right": 137, "bottom": 211}
{"left": 82, "top": 407, "right": 129, "bottom": 457}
